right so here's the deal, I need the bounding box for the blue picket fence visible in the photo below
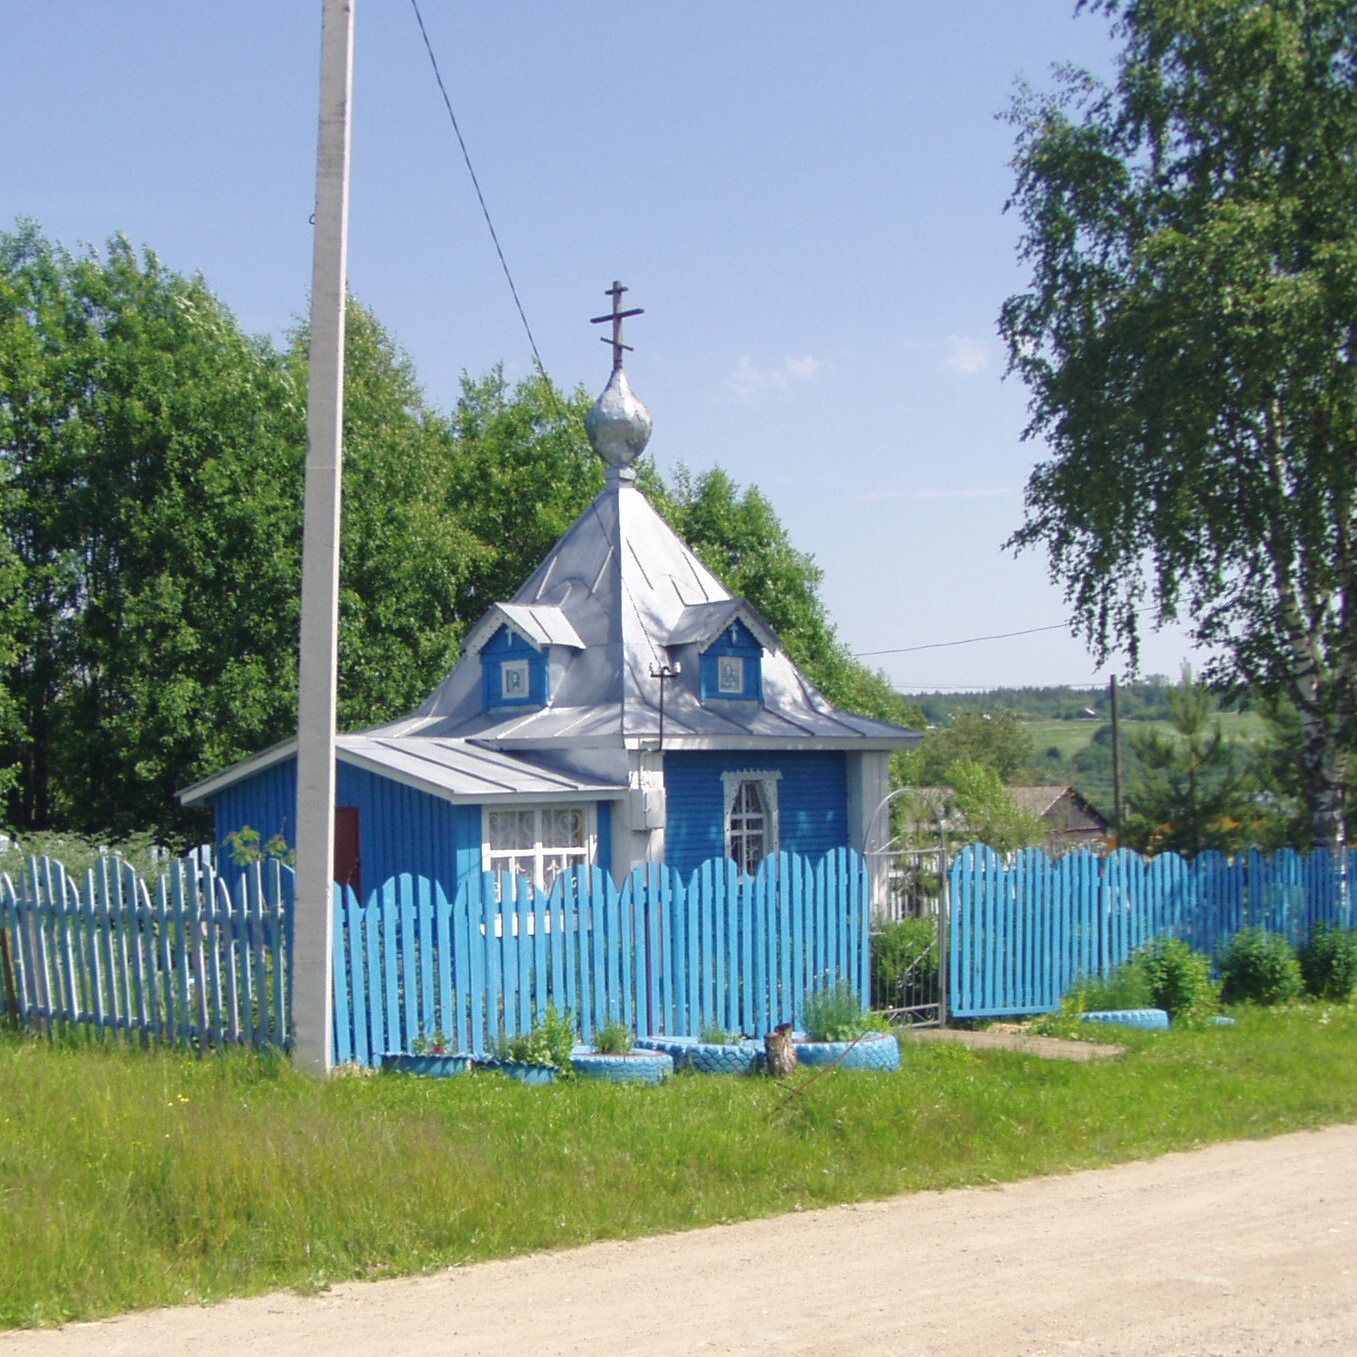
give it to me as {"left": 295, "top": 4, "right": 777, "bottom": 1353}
{"left": 0, "top": 854, "right": 293, "bottom": 1048}
{"left": 332, "top": 848, "right": 870, "bottom": 1065}
{"left": 950, "top": 844, "right": 1356, "bottom": 1018}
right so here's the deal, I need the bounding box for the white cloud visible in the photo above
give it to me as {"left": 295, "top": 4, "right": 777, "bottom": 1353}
{"left": 944, "top": 335, "right": 990, "bottom": 376}
{"left": 725, "top": 354, "right": 823, "bottom": 399}
{"left": 784, "top": 354, "right": 822, "bottom": 381}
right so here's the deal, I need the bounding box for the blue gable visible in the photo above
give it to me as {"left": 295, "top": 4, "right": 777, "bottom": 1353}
{"left": 699, "top": 618, "right": 763, "bottom": 702}
{"left": 663, "top": 750, "right": 849, "bottom": 879}
{"left": 481, "top": 625, "right": 549, "bottom": 709}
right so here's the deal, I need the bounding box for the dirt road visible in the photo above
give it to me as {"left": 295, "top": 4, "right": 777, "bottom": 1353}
{"left": 4, "top": 1123, "right": 1355, "bottom": 1356}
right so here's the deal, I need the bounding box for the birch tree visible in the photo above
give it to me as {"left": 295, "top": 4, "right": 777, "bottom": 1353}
{"left": 1002, "top": 0, "right": 1357, "bottom": 850}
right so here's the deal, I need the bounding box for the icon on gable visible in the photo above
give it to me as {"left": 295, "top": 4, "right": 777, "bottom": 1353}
{"left": 502, "top": 659, "right": 530, "bottom": 699}
{"left": 717, "top": 655, "right": 745, "bottom": 695}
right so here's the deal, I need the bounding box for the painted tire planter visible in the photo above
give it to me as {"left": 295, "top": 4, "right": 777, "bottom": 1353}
{"left": 570, "top": 1050, "right": 674, "bottom": 1084}
{"left": 636, "top": 1036, "right": 765, "bottom": 1076}
{"left": 793, "top": 1032, "right": 901, "bottom": 1071}
{"left": 1081, "top": 1008, "right": 1169, "bottom": 1031}
{"left": 473, "top": 1059, "right": 560, "bottom": 1085}
{"left": 381, "top": 1052, "right": 474, "bottom": 1077}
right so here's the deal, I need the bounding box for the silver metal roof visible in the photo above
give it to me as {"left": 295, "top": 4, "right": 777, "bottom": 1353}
{"left": 461, "top": 602, "right": 586, "bottom": 656}
{"left": 179, "top": 734, "right": 624, "bottom": 807}
{"left": 382, "top": 481, "right": 919, "bottom": 753}
{"left": 181, "top": 363, "right": 917, "bottom": 810}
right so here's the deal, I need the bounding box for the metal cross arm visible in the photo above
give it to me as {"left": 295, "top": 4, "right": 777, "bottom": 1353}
{"left": 591, "top": 280, "right": 644, "bottom": 370}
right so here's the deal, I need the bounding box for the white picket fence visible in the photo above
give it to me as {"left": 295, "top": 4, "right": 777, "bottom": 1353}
{"left": 0, "top": 854, "right": 292, "bottom": 1049}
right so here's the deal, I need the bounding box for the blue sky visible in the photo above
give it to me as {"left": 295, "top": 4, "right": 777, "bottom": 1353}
{"left": 5, "top": 2, "right": 1203, "bottom": 693}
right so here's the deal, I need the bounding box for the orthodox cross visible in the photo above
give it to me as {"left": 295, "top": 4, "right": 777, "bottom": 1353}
{"left": 591, "top": 280, "right": 644, "bottom": 372}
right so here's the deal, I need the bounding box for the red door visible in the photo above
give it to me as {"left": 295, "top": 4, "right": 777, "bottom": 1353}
{"left": 334, "top": 806, "right": 361, "bottom": 898}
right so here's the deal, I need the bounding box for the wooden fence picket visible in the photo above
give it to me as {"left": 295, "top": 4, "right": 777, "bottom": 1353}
{"left": 0, "top": 853, "right": 294, "bottom": 1051}
{"left": 949, "top": 844, "right": 1357, "bottom": 1018}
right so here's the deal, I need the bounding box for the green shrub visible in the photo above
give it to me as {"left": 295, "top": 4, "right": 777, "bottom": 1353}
{"left": 1299, "top": 924, "right": 1357, "bottom": 1001}
{"left": 0, "top": 829, "right": 171, "bottom": 882}
{"left": 495, "top": 1005, "right": 576, "bottom": 1069}
{"left": 802, "top": 977, "right": 886, "bottom": 1042}
{"left": 1137, "top": 936, "right": 1220, "bottom": 1023}
{"left": 871, "top": 918, "right": 938, "bottom": 1007}
{"left": 592, "top": 1019, "right": 634, "bottom": 1055}
{"left": 1220, "top": 928, "right": 1304, "bottom": 1006}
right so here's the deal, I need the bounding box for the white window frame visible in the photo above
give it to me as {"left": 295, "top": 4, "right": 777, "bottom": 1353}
{"left": 721, "top": 770, "right": 781, "bottom": 876}
{"left": 482, "top": 802, "right": 597, "bottom": 892}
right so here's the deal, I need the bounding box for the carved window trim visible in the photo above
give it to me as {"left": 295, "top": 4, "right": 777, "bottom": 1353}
{"left": 721, "top": 770, "right": 781, "bottom": 876}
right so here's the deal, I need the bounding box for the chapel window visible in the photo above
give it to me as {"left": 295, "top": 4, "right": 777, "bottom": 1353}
{"left": 722, "top": 771, "right": 781, "bottom": 876}
{"left": 484, "top": 804, "right": 595, "bottom": 892}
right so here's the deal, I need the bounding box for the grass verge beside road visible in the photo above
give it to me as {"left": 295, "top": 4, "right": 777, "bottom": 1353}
{"left": 3, "top": 1005, "right": 1356, "bottom": 1330}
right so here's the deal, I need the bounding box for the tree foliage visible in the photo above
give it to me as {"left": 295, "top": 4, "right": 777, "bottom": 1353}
{"left": 899, "top": 707, "right": 1036, "bottom": 786}
{"left": 944, "top": 761, "right": 1049, "bottom": 854}
{"left": 1121, "top": 669, "right": 1258, "bottom": 855}
{"left": 0, "top": 224, "right": 303, "bottom": 838}
{"left": 1001, "top": 0, "right": 1357, "bottom": 849}
{"left": 0, "top": 223, "right": 911, "bottom": 841}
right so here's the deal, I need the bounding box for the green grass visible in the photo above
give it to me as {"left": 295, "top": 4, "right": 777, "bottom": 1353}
{"left": 1024, "top": 712, "right": 1269, "bottom": 767}
{"left": 4, "top": 1006, "right": 1357, "bottom": 1330}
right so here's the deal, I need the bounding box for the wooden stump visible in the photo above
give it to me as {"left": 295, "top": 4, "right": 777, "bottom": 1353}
{"left": 765, "top": 1022, "right": 797, "bottom": 1078}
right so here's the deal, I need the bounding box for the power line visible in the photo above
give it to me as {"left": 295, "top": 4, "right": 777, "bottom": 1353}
{"left": 893, "top": 683, "right": 1114, "bottom": 692}
{"left": 856, "top": 622, "right": 1072, "bottom": 658}
{"left": 407, "top": 0, "right": 550, "bottom": 385}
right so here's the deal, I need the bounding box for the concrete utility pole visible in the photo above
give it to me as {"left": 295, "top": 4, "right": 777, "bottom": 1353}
{"left": 293, "top": 0, "right": 355, "bottom": 1076}
{"left": 1110, "top": 674, "right": 1124, "bottom": 843}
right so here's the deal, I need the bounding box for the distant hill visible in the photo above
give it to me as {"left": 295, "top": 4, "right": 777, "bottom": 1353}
{"left": 902, "top": 681, "right": 1192, "bottom": 726}
{"left": 898, "top": 682, "right": 1263, "bottom": 822}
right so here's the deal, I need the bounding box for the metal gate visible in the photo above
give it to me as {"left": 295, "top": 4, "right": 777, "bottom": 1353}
{"left": 864, "top": 788, "right": 948, "bottom": 1026}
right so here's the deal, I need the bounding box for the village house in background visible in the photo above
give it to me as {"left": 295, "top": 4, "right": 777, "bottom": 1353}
{"left": 1009, "top": 785, "right": 1111, "bottom": 852}
{"left": 179, "top": 286, "right": 920, "bottom": 903}
{"left": 902, "top": 783, "right": 1111, "bottom": 856}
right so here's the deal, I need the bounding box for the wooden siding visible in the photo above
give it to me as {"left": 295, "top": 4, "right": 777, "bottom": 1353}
{"left": 664, "top": 751, "right": 849, "bottom": 879}
{"left": 334, "top": 763, "right": 481, "bottom": 892}
{"left": 214, "top": 759, "right": 297, "bottom": 866}
{"left": 699, "top": 618, "right": 763, "bottom": 701}
{"left": 481, "top": 624, "right": 548, "bottom": 708}
{"left": 211, "top": 756, "right": 611, "bottom": 897}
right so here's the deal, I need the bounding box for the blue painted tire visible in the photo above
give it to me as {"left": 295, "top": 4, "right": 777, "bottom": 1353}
{"left": 571, "top": 1050, "right": 674, "bottom": 1084}
{"left": 636, "top": 1037, "right": 764, "bottom": 1075}
{"left": 794, "top": 1032, "right": 901, "bottom": 1071}
{"left": 381, "top": 1052, "right": 473, "bottom": 1077}
{"left": 1081, "top": 1008, "right": 1170, "bottom": 1031}
{"left": 1211, "top": 1015, "right": 1238, "bottom": 1027}
{"left": 473, "top": 1059, "right": 559, "bottom": 1084}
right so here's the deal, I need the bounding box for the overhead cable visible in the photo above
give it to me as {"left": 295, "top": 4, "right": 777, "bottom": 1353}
{"left": 855, "top": 622, "right": 1072, "bottom": 658}
{"left": 407, "top": 0, "right": 551, "bottom": 387}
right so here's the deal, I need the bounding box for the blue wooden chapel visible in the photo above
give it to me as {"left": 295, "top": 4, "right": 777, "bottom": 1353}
{"left": 179, "top": 287, "right": 919, "bottom": 910}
